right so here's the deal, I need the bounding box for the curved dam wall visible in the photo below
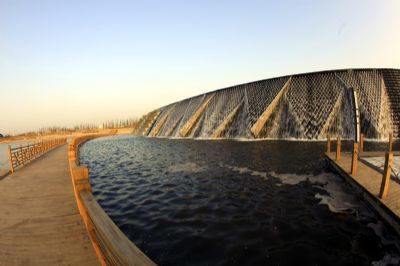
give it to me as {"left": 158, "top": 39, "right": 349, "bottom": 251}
{"left": 140, "top": 69, "right": 400, "bottom": 140}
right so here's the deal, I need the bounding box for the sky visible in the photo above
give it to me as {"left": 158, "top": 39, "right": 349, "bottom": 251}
{"left": 1, "top": 0, "right": 399, "bottom": 134}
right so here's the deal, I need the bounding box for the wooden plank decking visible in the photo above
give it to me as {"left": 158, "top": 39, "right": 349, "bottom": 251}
{"left": 0, "top": 145, "right": 99, "bottom": 265}
{"left": 326, "top": 152, "right": 400, "bottom": 233}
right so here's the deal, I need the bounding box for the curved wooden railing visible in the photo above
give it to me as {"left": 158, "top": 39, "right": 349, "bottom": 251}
{"left": 8, "top": 138, "right": 67, "bottom": 173}
{"left": 68, "top": 134, "right": 156, "bottom": 266}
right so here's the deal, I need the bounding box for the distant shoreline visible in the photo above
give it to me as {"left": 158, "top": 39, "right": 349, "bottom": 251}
{"left": 0, "top": 128, "right": 134, "bottom": 144}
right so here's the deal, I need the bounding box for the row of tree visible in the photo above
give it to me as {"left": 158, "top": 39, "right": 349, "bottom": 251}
{"left": 3, "top": 111, "right": 160, "bottom": 138}
{"left": 15, "top": 118, "right": 143, "bottom": 137}
{"left": 101, "top": 118, "right": 140, "bottom": 129}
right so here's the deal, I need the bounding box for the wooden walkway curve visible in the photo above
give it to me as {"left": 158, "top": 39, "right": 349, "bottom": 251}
{"left": 0, "top": 144, "right": 99, "bottom": 265}
{"left": 326, "top": 152, "right": 400, "bottom": 235}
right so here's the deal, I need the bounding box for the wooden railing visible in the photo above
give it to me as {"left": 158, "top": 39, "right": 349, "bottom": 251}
{"left": 68, "top": 134, "right": 156, "bottom": 266}
{"left": 8, "top": 138, "right": 67, "bottom": 173}
{"left": 326, "top": 133, "right": 395, "bottom": 199}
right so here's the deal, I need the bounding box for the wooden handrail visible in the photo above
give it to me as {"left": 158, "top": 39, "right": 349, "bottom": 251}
{"left": 68, "top": 134, "right": 156, "bottom": 266}
{"left": 333, "top": 134, "right": 398, "bottom": 198}
{"left": 81, "top": 191, "right": 156, "bottom": 266}
{"left": 8, "top": 138, "right": 67, "bottom": 173}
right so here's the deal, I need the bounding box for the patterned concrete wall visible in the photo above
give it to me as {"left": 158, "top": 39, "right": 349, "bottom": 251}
{"left": 144, "top": 69, "right": 400, "bottom": 140}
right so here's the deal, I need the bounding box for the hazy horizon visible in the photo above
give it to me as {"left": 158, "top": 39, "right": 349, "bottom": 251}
{"left": 1, "top": 0, "right": 399, "bottom": 135}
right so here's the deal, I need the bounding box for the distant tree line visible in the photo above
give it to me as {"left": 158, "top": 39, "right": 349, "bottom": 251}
{"left": 9, "top": 118, "right": 142, "bottom": 137}
{"left": 101, "top": 118, "right": 140, "bottom": 129}
{"left": 3, "top": 112, "right": 162, "bottom": 138}
{"left": 38, "top": 125, "right": 96, "bottom": 135}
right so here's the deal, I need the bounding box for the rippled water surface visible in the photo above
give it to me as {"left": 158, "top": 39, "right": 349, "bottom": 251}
{"left": 80, "top": 136, "right": 400, "bottom": 266}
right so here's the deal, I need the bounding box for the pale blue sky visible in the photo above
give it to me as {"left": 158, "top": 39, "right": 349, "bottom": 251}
{"left": 1, "top": 0, "right": 399, "bottom": 134}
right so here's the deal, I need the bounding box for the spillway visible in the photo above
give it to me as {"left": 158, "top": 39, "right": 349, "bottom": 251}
{"left": 137, "top": 68, "right": 400, "bottom": 140}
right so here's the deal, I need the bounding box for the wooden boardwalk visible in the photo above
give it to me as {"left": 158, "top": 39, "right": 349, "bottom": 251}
{"left": 326, "top": 152, "right": 400, "bottom": 233}
{"left": 0, "top": 145, "right": 99, "bottom": 265}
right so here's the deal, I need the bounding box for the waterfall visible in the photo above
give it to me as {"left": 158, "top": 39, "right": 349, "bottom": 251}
{"left": 142, "top": 69, "right": 400, "bottom": 140}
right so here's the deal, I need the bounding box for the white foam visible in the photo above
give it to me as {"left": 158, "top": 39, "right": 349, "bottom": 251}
{"left": 372, "top": 254, "right": 400, "bottom": 266}
{"left": 220, "top": 163, "right": 400, "bottom": 215}
{"left": 220, "top": 163, "right": 268, "bottom": 178}
{"left": 359, "top": 219, "right": 400, "bottom": 265}
{"left": 269, "top": 172, "right": 309, "bottom": 185}
{"left": 147, "top": 136, "right": 336, "bottom": 142}
{"left": 269, "top": 172, "right": 360, "bottom": 213}
{"left": 314, "top": 193, "right": 357, "bottom": 213}
{"left": 368, "top": 221, "right": 400, "bottom": 249}
{"left": 168, "top": 162, "right": 207, "bottom": 173}
{"left": 220, "top": 164, "right": 361, "bottom": 214}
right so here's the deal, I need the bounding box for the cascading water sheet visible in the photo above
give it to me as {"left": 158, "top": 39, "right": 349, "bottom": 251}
{"left": 144, "top": 69, "right": 400, "bottom": 140}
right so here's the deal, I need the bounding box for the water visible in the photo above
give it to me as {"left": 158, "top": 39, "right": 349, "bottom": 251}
{"left": 0, "top": 141, "right": 36, "bottom": 171}
{"left": 0, "top": 144, "right": 10, "bottom": 169}
{"left": 80, "top": 136, "right": 400, "bottom": 265}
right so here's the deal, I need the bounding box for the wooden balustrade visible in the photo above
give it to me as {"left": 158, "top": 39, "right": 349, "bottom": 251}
{"left": 68, "top": 134, "right": 155, "bottom": 266}
{"left": 328, "top": 133, "right": 397, "bottom": 199}
{"left": 8, "top": 138, "right": 67, "bottom": 173}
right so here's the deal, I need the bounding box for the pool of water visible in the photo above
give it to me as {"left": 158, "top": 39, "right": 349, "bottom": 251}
{"left": 80, "top": 136, "right": 400, "bottom": 266}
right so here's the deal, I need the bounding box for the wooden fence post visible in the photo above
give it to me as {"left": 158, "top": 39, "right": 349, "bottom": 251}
{"left": 326, "top": 134, "right": 331, "bottom": 153}
{"left": 5, "top": 138, "right": 65, "bottom": 173}
{"left": 27, "top": 144, "right": 30, "bottom": 161}
{"left": 336, "top": 137, "right": 341, "bottom": 161}
{"left": 360, "top": 134, "right": 364, "bottom": 153}
{"left": 8, "top": 145, "right": 14, "bottom": 174}
{"left": 388, "top": 133, "right": 393, "bottom": 153}
{"left": 351, "top": 142, "right": 358, "bottom": 176}
{"left": 20, "top": 145, "right": 23, "bottom": 165}
{"left": 379, "top": 152, "right": 393, "bottom": 199}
